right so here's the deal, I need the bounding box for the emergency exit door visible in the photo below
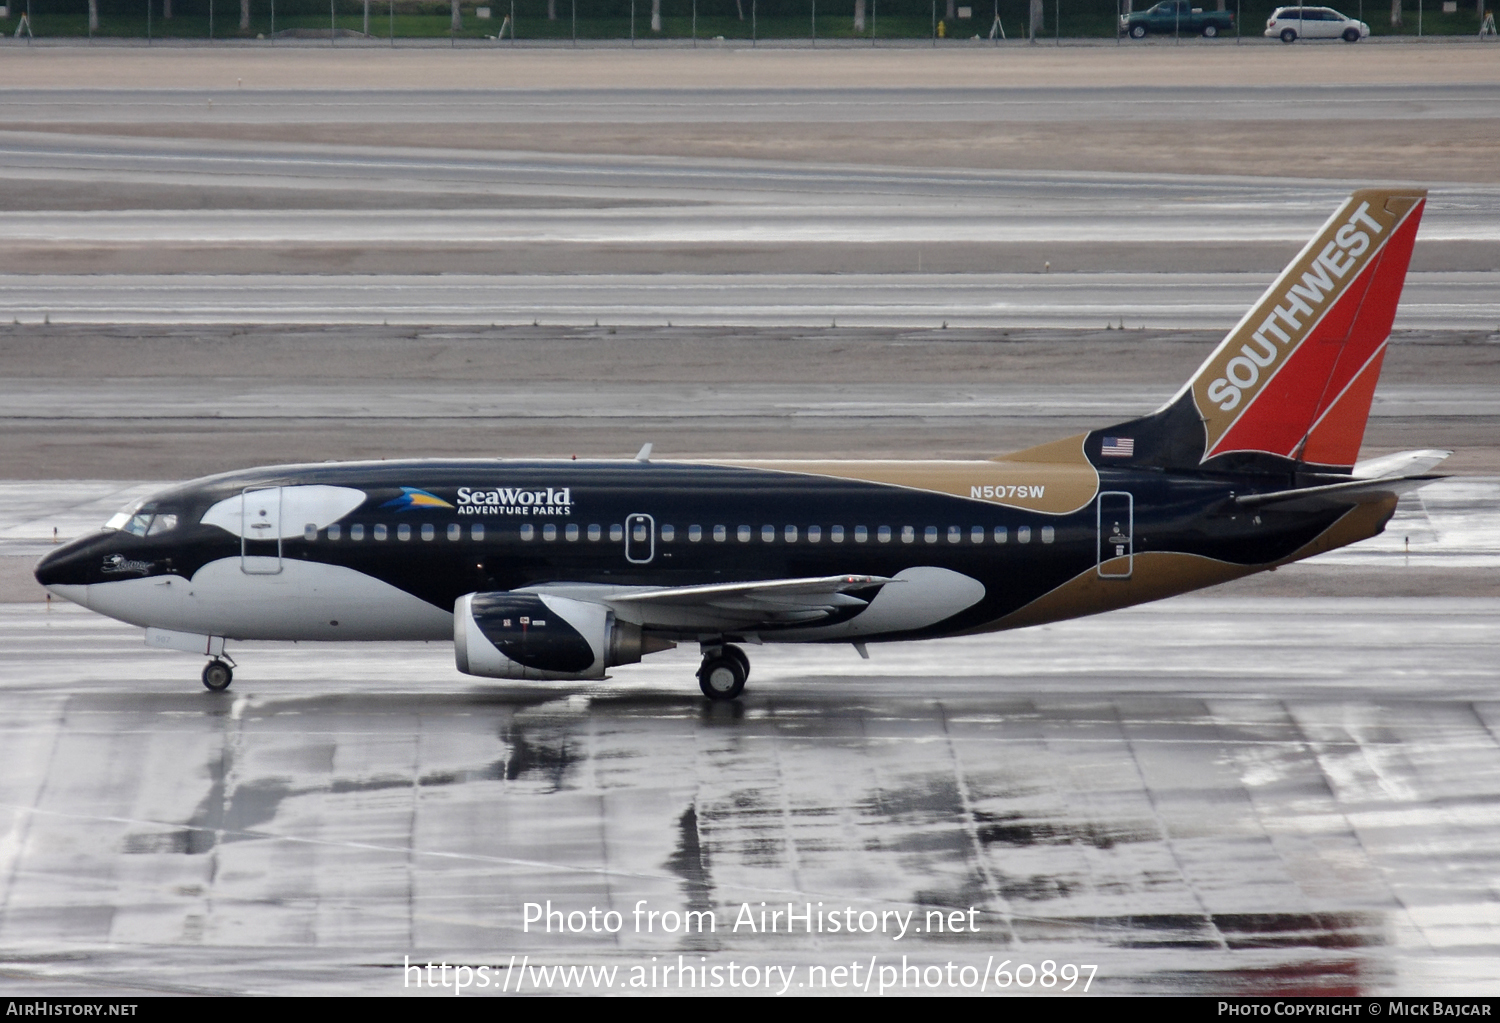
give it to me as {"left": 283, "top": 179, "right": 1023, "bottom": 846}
{"left": 625, "top": 513, "right": 655, "bottom": 564}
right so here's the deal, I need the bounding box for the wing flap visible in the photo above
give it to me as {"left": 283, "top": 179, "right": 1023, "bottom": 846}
{"left": 604, "top": 574, "right": 895, "bottom": 631}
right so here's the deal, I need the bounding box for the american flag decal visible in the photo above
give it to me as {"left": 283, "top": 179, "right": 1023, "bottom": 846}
{"left": 1101, "top": 436, "right": 1135, "bottom": 458}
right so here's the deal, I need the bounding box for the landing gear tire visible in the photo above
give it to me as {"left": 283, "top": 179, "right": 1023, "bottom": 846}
{"left": 721, "top": 643, "right": 751, "bottom": 681}
{"left": 1129, "top": 23, "right": 1147, "bottom": 38}
{"left": 202, "top": 659, "right": 233, "bottom": 692}
{"left": 698, "top": 655, "right": 747, "bottom": 702}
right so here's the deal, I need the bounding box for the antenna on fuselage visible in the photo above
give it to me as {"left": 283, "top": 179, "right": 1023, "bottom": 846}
{"left": 635, "top": 443, "right": 653, "bottom": 463}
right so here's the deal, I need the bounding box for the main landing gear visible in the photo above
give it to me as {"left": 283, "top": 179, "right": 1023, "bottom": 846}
{"left": 201, "top": 658, "right": 234, "bottom": 692}
{"left": 698, "top": 643, "right": 750, "bottom": 701}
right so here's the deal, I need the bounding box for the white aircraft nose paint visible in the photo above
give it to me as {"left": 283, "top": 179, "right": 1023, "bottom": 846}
{"left": 43, "top": 583, "right": 89, "bottom": 609}
{"left": 79, "top": 557, "right": 452, "bottom": 642}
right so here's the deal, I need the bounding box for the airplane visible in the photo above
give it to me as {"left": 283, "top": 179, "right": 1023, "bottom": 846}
{"left": 34, "top": 187, "right": 1448, "bottom": 702}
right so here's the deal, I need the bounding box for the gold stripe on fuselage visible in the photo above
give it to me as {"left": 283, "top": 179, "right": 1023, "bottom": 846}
{"left": 968, "top": 493, "right": 1399, "bottom": 635}
{"left": 715, "top": 434, "right": 1100, "bottom": 516}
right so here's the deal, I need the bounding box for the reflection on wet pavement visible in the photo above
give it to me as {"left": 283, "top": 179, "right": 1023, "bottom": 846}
{"left": 2, "top": 600, "right": 1499, "bottom": 995}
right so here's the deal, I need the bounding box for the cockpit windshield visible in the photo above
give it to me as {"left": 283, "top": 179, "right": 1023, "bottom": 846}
{"left": 104, "top": 499, "right": 142, "bottom": 532}
{"left": 104, "top": 500, "right": 178, "bottom": 537}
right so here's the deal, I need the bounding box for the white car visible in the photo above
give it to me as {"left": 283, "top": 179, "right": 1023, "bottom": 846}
{"left": 1265, "top": 6, "right": 1370, "bottom": 41}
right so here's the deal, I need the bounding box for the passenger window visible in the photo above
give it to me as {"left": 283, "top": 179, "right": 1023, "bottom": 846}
{"left": 588, "top": 524, "right": 601, "bottom": 541}
{"left": 760, "top": 525, "right": 774, "bottom": 542}
{"left": 784, "top": 525, "right": 797, "bottom": 543}
{"left": 632, "top": 522, "right": 647, "bottom": 542}
{"left": 970, "top": 526, "right": 983, "bottom": 544}
{"left": 738, "top": 526, "right": 752, "bottom": 543}
{"left": 877, "top": 526, "right": 891, "bottom": 543}
{"left": 994, "top": 526, "right": 1008, "bottom": 544}
{"left": 924, "top": 526, "right": 938, "bottom": 544}
{"left": 521, "top": 524, "right": 535, "bottom": 541}
{"left": 374, "top": 524, "right": 388, "bottom": 541}
{"left": 421, "top": 524, "right": 435, "bottom": 541}
{"left": 661, "top": 525, "right": 675, "bottom": 543}
{"left": 544, "top": 524, "right": 558, "bottom": 541}
{"left": 831, "top": 526, "right": 845, "bottom": 543}
{"left": 948, "top": 526, "right": 961, "bottom": 544}
{"left": 1018, "top": 525, "right": 1031, "bottom": 544}
{"left": 1041, "top": 525, "right": 1055, "bottom": 544}
{"left": 351, "top": 524, "right": 365, "bottom": 541}
{"left": 470, "top": 523, "right": 484, "bottom": 541}
{"left": 566, "top": 523, "right": 579, "bottom": 541}
{"left": 610, "top": 524, "right": 623, "bottom": 542}
{"left": 901, "top": 526, "right": 915, "bottom": 544}
{"left": 147, "top": 514, "right": 178, "bottom": 536}
{"left": 855, "top": 526, "right": 868, "bottom": 543}
{"left": 807, "top": 526, "right": 821, "bottom": 543}
{"left": 304, "top": 523, "right": 317, "bottom": 541}
{"left": 328, "top": 524, "right": 342, "bottom": 541}
{"left": 448, "top": 523, "right": 461, "bottom": 540}
{"left": 397, "top": 524, "right": 411, "bottom": 541}
{"left": 689, "top": 525, "right": 703, "bottom": 542}
{"left": 714, "top": 525, "right": 727, "bottom": 542}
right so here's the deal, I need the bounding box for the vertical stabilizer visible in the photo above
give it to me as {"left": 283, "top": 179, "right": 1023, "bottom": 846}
{"left": 1083, "top": 188, "right": 1427, "bottom": 476}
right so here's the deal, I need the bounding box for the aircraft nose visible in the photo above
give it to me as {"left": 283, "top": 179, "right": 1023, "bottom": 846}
{"left": 33, "top": 533, "right": 108, "bottom": 602}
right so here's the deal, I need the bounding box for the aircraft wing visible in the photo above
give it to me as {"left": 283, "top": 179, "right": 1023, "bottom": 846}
{"left": 531, "top": 575, "right": 895, "bottom": 632}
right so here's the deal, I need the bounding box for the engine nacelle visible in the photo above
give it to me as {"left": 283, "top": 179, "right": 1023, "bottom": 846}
{"left": 454, "top": 592, "right": 673, "bottom": 680}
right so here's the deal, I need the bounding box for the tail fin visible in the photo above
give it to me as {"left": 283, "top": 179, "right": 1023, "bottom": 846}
{"left": 1088, "top": 188, "right": 1427, "bottom": 476}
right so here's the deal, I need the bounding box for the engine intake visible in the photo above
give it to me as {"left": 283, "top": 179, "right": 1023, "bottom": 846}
{"left": 454, "top": 592, "right": 673, "bottom": 680}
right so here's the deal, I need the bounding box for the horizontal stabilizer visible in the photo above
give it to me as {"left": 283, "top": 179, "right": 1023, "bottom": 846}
{"left": 1352, "top": 448, "right": 1452, "bottom": 480}
{"left": 1233, "top": 474, "right": 1443, "bottom": 512}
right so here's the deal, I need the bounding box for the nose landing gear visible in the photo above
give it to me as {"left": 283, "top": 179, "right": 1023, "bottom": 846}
{"left": 201, "top": 658, "right": 235, "bottom": 692}
{"left": 698, "top": 643, "right": 749, "bottom": 701}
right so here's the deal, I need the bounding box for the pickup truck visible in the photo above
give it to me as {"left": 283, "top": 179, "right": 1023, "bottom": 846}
{"left": 1121, "top": 0, "right": 1235, "bottom": 36}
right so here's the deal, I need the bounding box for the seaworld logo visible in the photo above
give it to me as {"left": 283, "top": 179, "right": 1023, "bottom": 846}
{"left": 380, "top": 487, "right": 456, "bottom": 512}
{"left": 456, "top": 486, "right": 573, "bottom": 517}
{"left": 101, "top": 554, "right": 154, "bottom": 576}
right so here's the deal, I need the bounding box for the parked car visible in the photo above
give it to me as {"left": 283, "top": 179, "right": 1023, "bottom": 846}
{"left": 1264, "top": 6, "right": 1370, "bottom": 41}
{"left": 1121, "top": 0, "right": 1235, "bottom": 38}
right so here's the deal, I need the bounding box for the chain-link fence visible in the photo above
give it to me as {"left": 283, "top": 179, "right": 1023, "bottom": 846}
{"left": 1, "top": 0, "right": 1491, "bottom": 41}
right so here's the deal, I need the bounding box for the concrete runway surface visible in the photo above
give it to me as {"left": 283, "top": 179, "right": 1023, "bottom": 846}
{"left": 3, "top": 596, "right": 1500, "bottom": 995}
{"left": 5, "top": 270, "right": 1496, "bottom": 328}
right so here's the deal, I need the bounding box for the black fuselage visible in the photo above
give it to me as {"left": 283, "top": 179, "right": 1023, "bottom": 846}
{"left": 36, "top": 458, "right": 1369, "bottom": 645}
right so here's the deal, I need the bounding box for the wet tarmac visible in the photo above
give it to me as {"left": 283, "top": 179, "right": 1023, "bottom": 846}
{"left": 2, "top": 595, "right": 1499, "bottom": 995}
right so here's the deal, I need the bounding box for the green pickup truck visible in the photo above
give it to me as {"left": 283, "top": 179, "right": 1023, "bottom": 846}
{"left": 1121, "top": 0, "right": 1235, "bottom": 36}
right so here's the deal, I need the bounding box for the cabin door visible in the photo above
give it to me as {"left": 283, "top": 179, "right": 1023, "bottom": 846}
{"left": 1096, "top": 491, "right": 1133, "bottom": 580}
{"left": 241, "top": 486, "right": 284, "bottom": 575}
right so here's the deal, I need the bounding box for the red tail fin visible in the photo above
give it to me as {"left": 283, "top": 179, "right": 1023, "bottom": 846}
{"left": 1188, "top": 188, "right": 1426, "bottom": 471}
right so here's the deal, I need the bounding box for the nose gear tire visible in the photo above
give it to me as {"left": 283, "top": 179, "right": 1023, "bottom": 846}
{"left": 202, "top": 660, "right": 233, "bottom": 692}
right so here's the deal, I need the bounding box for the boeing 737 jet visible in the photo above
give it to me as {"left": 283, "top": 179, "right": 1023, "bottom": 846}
{"left": 35, "top": 188, "right": 1446, "bottom": 700}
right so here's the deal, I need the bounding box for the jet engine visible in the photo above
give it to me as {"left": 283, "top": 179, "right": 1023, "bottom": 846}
{"left": 454, "top": 592, "right": 674, "bottom": 680}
